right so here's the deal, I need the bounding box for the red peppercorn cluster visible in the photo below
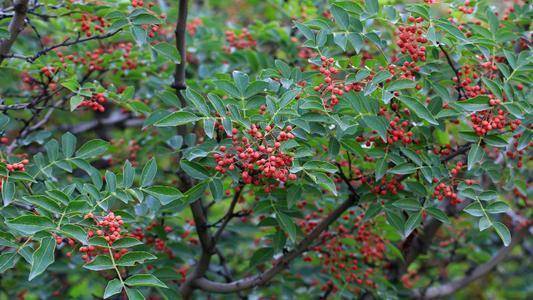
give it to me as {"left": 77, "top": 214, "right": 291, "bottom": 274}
{"left": 57, "top": 42, "right": 136, "bottom": 72}
{"left": 131, "top": 0, "right": 144, "bottom": 7}
{"left": 5, "top": 159, "right": 29, "bottom": 172}
{"left": 79, "top": 13, "right": 108, "bottom": 37}
{"left": 299, "top": 210, "right": 385, "bottom": 295}
{"left": 78, "top": 92, "right": 107, "bottom": 112}
{"left": 312, "top": 56, "right": 345, "bottom": 109}
{"left": 433, "top": 182, "right": 461, "bottom": 205}
{"left": 187, "top": 18, "right": 203, "bottom": 36}
{"left": 213, "top": 125, "right": 297, "bottom": 192}
{"left": 129, "top": 222, "right": 175, "bottom": 258}
{"left": 396, "top": 17, "right": 427, "bottom": 62}
{"left": 401, "top": 269, "right": 420, "bottom": 288}
{"left": 385, "top": 61, "right": 420, "bottom": 81}
{"left": 506, "top": 133, "right": 529, "bottom": 168}
{"left": 369, "top": 176, "right": 405, "bottom": 196}
{"left": 40, "top": 66, "right": 57, "bottom": 78}
{"left": 224, "top": 28, "right": 256, "bottom": 51}
{"left": 85, "top": 212, "right": 124, "bottom": 244}
{"left": 470, "top": 108, "right": 521, "bottom": 136}
{"left": 458, "top": 0, "right": 474, "bottom": 14}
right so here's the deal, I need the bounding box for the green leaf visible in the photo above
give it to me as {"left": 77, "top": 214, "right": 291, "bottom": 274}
{"left": 303, "top": 160, "right": 338, "bottom": 173}
{"left": 392, "top": 199, "right": 421, "bottom": 211}
{"left": 116, "top": 251, "right": 157, "bottom": 267}
{"left": 1, "top": 179, "right": 15, "bottom": 206}
{"left": 452, "top": 96, "right": 490, "bottom": 112}
{"left": 249, "top": 247, "right": 274, "bottom": 268}
{"left": 276, "top": 211, "right": 298, "bottom": 243}
{"left": 387, "top": 79, "right": 415, "bottom": 91}
{"left": 75, "top": 139, "right": 109, "bottom": 158}
{"left": 29, "top": 237, "right": 56, "bottom": 280}
{"left": 404, "top": 211, "right": 422, "bottom": 236}
{"left": 365, "top": 0, "right": 379, "bottom": 15}
{"left": 131, "top": 26, "right": 147, "bottom": 45}
{"left": 330, "top": 5, "right": 349, "bottom": 29}
{"left": 61, "top": 132, "right": 77, "bottom": 158}
{"left": 144, "top": 186, "right": 183, "bottom": 205}
{"left": 180, "top": 160, "right": 209, "bottom": 180}
{"left": 140, "top": 158, "right": 157, "bottom": 187}
{"left": 112, "top": 237, "right": 143, "bottom": 249}
{"left": 132, "top": 13, "right": 160, "bottom": 25}
{"left": 493, "top": 222, "right": 511, "bottom": 247}
{"left": 310, "top": 172, "right": 337, "bottom": 196}
{"left": 486, "top": 201, "right": 510, "bottom": 214}
{"left": 389, "top": 163, "right": 417, "bottom": 175}
{"left": 6, "top": 215, "right": 55, "bottom": 235}
{"left": 61, "top": 224, "right": 88, "bottom": 245}
{"left": 152, "top": 42, "right": 180, "bottom": 63}
{"left": 467, "top": 143, "right": 484, "bottom": 170}
{"left": 154, "top": 111, "right": 201, "bottom": 127}
{"left": 83, "top": 255, "right": 114, "bottom": 271}
{"left": 122, "top": 160, "right": 135, "bottom": 188}
{"left": 399, "top": 96, "right": 438, "bottom": 125}
{"left": 463, "top": 202, "right": 484, "bottom": 217}
{"left": 361, "top": 116, "right": 388, "bottom": 142}
{"left": 479, "top": 217, "right": 492, "bottom": 231}
{"left": 426, "top": 207, "right": 450, "bottom": 224}
{"left": 125, "top": 274, "right": 167, "bottom": 288}
{"left": 61, "top": 78, "right": 80, "bottom": 92}
{"left": 233, "top": 71, "right": 249, "bottom": 95}
{"left": 0, "top": 252, "right": 19, "bottom": 272}
{"left": 125, "top": 288, "right": 145, "bottom": 300}
{"left": 70, "top": 95, "right": 84, "bottom": 111}
{"left": 104, "top": 279, "right": 123, "bottom": 299}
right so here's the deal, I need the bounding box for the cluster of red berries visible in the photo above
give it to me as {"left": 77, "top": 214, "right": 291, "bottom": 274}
{"left": 458, "top": 0, "right": 475, "bottom": 14}
{"left": 401, "top": 269, "right": 420, "bottom": 288}
{"left": 78, "top": 93, "right": 107, "bottom": 112}
{"left": 470, "top": 108, "right": 521, "bottom": 136}
{"left": 449, "top": 161, "right": 464, "bottom": 177}
{"left": 213, "top": 125, "right": 297, "bottom": 191}
{"left": 57, "top": 42, "right": 136, "bottom": 72}
{"left": 131, "top": 0, "right": 144, "bottom": 7}
{"left": 40, "top": 66, "right": 57, "bottom": 77}
{"left": 84, "top": 212, "right": 124, "bottom": 244}
{"left": 130, "top": 222, "right": 175, "bottom": 258}
{"left": 312, "top": 56, "right": 344, "bottom": 109}
{"left": 387, "top": 116, "right": 415, "bottom": 145}
{"left": 506, "top": 133, "right": 529, "bottom": 168}
{"left": 433, "top": 180, "right": 463, "bottom": 205}
{"left": 187, "top": 18, "right": 203, "bottom": 36}
{"left": 396, "top": 17, "right": 427, "bottom": 62}
{"left": 0, "top": 137, "right": 9, "bottom": 144}
{"left": 385, "top": 61, "right": 420, "bottom": 81}
{"left": 142, "top": 24, "right": 160, "bottom": 38}
{"left": 370, "top": 176, "right": 405, "bottom": 196}
{"left": 79, "top": 14, "right": 108, "bottom": 37}
{"left": 300, "top": 210, "right": 385, "bottom": 295}
{"left": 5, "top": 159, "right": 29, "bottom": 172}
{"left": 224, "top": 28, "right": 256, "bottom": 51}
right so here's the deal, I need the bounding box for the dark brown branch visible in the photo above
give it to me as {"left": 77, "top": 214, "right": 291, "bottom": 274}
{"left": 172, "top": 0, "right": 189, "bottom": 99}
{"left": 192, "top": 192, "right": 360, "bottom": 293}
{"left": 437, "top": 42, "right": 466, "bottom": 100}
{"left": 0, "top": 0, "right": 29, "bottom": 65}
{"left": 212, "top": 186, "right": 244, "bottom": 243}
{"left": 1, "top": 29, "right": 121, "bottom": 63}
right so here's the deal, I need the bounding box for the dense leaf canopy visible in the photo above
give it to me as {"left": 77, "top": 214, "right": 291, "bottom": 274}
{"left": 0, "top": 0, "right": 531, "bottom": 299}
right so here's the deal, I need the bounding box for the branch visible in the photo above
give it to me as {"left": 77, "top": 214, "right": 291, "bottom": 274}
{"left": 437, "top": 42, "right": 466, "bottom": 100}
{"left": 172, "top": 0, "right": 188, "bottom": 98}
{"left": 2, "top": 29, "right": 121, "bottom": 63}
{"left": 413, "top": 225, "right": 530, "bottom": 299}
{"left": 212, "top": 185, "right": 244, "bottom": 244}
{"left": 0, "top": 0, "right": 29, "bottom": 65}
{"left": 193, "top": 192, "right": 360, "bottom": 293}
